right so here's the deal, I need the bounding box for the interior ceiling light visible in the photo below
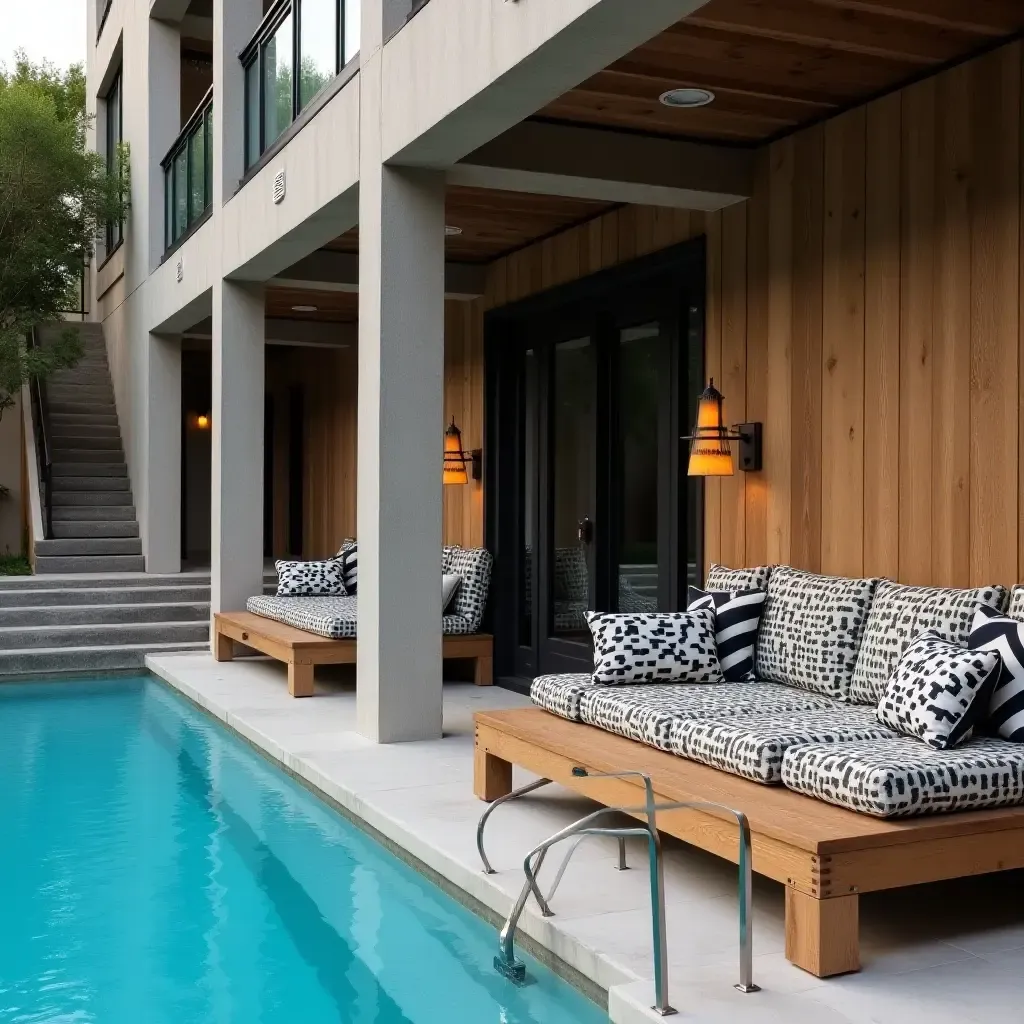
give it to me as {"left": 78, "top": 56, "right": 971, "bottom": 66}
{"left": 291, "top": 304, "right": 318, "bottom": 312}
{"left": 444, "top": 224, "right": 463, "bottom": 236}
{"left": 659, "top": 87, "right": 715, "bottom": 109}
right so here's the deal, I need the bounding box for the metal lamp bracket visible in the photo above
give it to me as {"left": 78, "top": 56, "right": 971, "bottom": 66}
{"left": 681, "top": 422, "right": 763, "bottom": 472}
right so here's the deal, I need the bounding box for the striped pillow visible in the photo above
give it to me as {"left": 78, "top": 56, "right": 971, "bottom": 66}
{"left": 970, "top": 606, "right": 1024, "bottom": 741}
{"left": 686, "top": 587, "right": 766, "bottom": 681}
{"left": 340, "top": 542, "right": 358, "bottom": 595}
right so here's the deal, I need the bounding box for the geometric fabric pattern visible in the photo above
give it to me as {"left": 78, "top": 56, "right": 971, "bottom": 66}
{"left": 970, "top": 606, "right": 1024, "bottom": 741}
{"left": 529, "top": 673, "right": 599, "bottom": 722}
{"left": 274, "top": 558, "right": 346, "bottom": 597}
{"left": 442, "top": 546, "right": 493, "bottom": 633}
{"left": 686, "top": 586, "right": 765, "bottom": 681}
{"left": 706, "top": 563, "right": 772, "bottom": 593}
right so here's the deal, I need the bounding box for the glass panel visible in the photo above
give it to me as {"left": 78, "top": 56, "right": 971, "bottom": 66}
{"left": 262, "top": 13, "right": 294, "bottom": 149}
{"left": 686, "top": 303, "right": 704, "bottom": 590}
{"left": 105, "top": 73, "right": 122, "bottom": 250}
{"left": 299, "top": 0, "right": 336, "bottom": 109}
{"left": 164, "top": 165, "right": 173, "bottom": 248}
{"left": 173, "top": 148, "right": 188, "bottom": 241}
{"left": 188, "top": 123, "right": 205, "bottom": 223}
{"left": 617, "top": 323, "right": 663, "bottom": 613}
{"left": 520, "top": 348, "right": 537, "bottom": 648}
{"left": 204, "top": 110, "right": 213, "bottom": 207}
{"left": 551, "top": 337, "right": 595, "bottom": 640}
{"left": 342, "top": 0, "right": 360, "bottom": 65}
{"left": 244, "top": 59, "right": 260, "bottom": 167}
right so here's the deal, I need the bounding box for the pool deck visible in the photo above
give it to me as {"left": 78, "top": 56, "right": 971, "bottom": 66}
{"left": 147, "top": 652, "right": 1024, "bottom": 1024}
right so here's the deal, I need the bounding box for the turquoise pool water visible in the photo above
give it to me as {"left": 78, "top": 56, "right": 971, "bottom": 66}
{"left": 0, "top": 678, "right": 607, "bottom": 1024}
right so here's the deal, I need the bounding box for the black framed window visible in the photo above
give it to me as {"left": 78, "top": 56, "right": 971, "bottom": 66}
{"left": 161, "top": 88, "right": 213, "bottom": 251}
{"left": 242, "top": 0, "right": 359, "bottom": 170}
{"left": 103, "top": 70, "right": 123, "bottom": 255}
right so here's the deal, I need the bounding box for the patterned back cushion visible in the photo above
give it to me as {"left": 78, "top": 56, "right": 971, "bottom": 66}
{"left": 756, "top": 566, "right": 878, "bottom": 698}
{"left": 585, "top": 609, "right": 721, "bottom": 685}
{"left": 1009, "top": 585, "right": 1024, "bottom": 622}
{"left": 877, "top": 630, "right": 1000, "bottom": 750}
{"left": 706, "top": 563, "right": 772, "bottom": 592}
{"left": 554, "top": 546, "right": 590, "bottom": 602}
{"left": 848, "top": 581, "right": 1008, "bottom": 705}
{"left": 442, "top": 546, "right": 493, "bottom": 632}
{"left": 275, "top": 558, "right": 346, "bottom": 597}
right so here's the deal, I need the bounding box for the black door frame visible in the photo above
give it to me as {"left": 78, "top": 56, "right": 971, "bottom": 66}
{"left": 485, "top": 236, "right": 706, "bottom": 689}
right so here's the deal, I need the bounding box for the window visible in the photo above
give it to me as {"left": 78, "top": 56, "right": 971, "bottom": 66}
{"left": 242, "top": 0, "right": 359, "bottom": 171}
{"left": 161, "top": 89, "right": 213, "bottom": 250}
{"left": 104, "top": 70, "right": 123, "bottom": 255}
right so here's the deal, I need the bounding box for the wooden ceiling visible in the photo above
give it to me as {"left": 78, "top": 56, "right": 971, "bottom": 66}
{"left": 538, "top": 0, "right": 1024, "bottom": 143}
{"left": 265, "top": 287, "right": 359, "bottom": 323}
{"left": 325, "top": 185, "right": 616, "bottom": 264}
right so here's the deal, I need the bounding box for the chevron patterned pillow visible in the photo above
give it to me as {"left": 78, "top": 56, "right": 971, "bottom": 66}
{"left": 970, "top": 606, "right": 1024, "bottom": 741}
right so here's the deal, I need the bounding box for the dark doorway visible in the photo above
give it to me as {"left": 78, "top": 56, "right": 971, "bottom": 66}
{"left": 486, "top": 238, "right": 705, "bottom": 687}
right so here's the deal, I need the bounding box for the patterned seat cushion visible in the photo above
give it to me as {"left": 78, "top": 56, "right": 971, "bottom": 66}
{"left": 442, "top": 546, "right": 493, "bottom": 632}
{"left": 706, "top": 563, "right": 772, "bottom": 592}
{"left": 579, "top": 680, "right": 837, "bottom": 752}
{"left": 782, "top": 736, "right": 1024, "bottom": 818}
{"left": 246, "top": 595, "right": 475, "bottom": 639}
{"left": 673, "top": 707, "right": 898, "bottom": 785}
{"left": 848, "top": 581, "right": 1009, "bottom": 705}
{"left": 530, "top": 673, "right": 598, "bottom": 722}
{"left": 756, "top": 566, "right": 878, "bottom": 699}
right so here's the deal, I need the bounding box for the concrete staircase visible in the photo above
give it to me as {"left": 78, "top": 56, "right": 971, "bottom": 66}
{"left": 34, "top": 322, "right": 143, "bottom": 574}
{"left": 0, "top": 571, "right": 277, "bottom": 678}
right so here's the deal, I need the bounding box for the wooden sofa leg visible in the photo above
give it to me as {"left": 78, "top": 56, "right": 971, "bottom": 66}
{"left": 474, "top": 744, "right": 512, "bottom": 801}
{"left": 474, "top": 654, "right": 493, "bottom": 686}
{"left": 213, "top": 630, "right": 234, "bottom": 662}
{"left": 288, "top": 662, "right": 315, "bottom": 698}
{"left": 785, "top": 888, "right": 860, "bottom": 978}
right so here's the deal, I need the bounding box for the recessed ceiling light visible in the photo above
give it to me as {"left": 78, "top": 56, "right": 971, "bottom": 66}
{"left": 444, "top": 224, "right": 463, "bottom": 236}
{"left": 291, "top": 304, "right": 318, "bottom": 312}
{"left": 659, "top": 87, "right": 715, "bottom": 109}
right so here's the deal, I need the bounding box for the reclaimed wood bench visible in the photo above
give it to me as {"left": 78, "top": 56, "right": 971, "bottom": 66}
{"left": 214, "top": 611, "right": 493, "bottom": 697}
{"left": 474, "top": 707, "right": 1024, "bottom": 979}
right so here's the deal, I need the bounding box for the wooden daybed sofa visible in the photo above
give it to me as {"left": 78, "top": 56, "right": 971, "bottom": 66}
{"left": 214, "top": 545, "right": 494, "bottom": 696}
{"left": 473, "top": 564, "right": 1024, "bottom": 978}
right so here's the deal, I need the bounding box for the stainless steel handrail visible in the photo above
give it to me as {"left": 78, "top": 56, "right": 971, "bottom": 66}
{"left": 489, "top": 767, "right": 759, "bottom": 1014}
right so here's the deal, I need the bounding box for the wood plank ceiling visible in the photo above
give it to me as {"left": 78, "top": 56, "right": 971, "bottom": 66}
{"left": 264, "top": 287, "right": 359, "bottom": 323}
{"left": 538, "top": 0, "right": 1024, "bottom": 142}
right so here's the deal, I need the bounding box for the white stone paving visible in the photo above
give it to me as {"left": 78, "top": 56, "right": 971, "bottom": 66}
{"left": 146, "top": 653, "right": 1024, "bottom": 1024}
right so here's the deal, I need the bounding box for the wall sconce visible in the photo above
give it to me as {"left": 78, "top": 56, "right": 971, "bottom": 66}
{"left": 443, "top": 417, "right": 482, "bottom": 485}
{"left": 195, "top": 413, "right": 211, "bottom": 430}
{"left": 682, "top": 379, "right": 762, "bottom": 476}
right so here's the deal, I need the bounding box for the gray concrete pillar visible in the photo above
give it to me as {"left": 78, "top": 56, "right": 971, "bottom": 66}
{"left": 142, "top": 333, "right": 182, "bottom": 574}
{"left": 210, "top": 279, "right": 265, "bottom": 619}
{"left": 356, "top": 1, "right": 446, "bottom": 742}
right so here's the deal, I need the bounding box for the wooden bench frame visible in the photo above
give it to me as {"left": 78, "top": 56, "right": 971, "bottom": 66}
{"left": 214, "top": 611, "right": 493, "bottom": 696}
{"left": 474, "top": 707, "right": 1024, "bottom": 979}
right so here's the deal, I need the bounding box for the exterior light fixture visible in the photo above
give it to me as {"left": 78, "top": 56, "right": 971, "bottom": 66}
{"left": 196, "top": 413, "right": 211, "bottom": 430}
{"left": 659, "top": 87, "right": 715, "bottom": 109}
{"left": 443, "top": 417, "right": 482, "bottom": 485}
{"left": 291, "top": 304, "right": 318, "bottom": 312}
{"left": 682, "top": 379, "right": 762, "bottom": 476}
{"left": 444, "top": 225, "right": 463, "bottom": 236}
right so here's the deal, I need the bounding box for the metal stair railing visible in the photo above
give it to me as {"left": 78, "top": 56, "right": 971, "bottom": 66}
{"left": 25, "top": 327, "right": 54, "bottom": 539}
{"left": 481, "top": 768, "right": 759, "bottom": 1016}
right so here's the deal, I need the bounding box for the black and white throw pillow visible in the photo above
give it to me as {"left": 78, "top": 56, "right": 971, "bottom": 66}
{"left": 969, "top": 606, "right": 1024, "bottom": 741}
{"left": 686, "top": 586, "right": 765, "bottom": 681}
{"left": 442, "top": 573, "right": 462, "bottom": 613}
{"left": 275, "top": 558, "right": 347, "bottom": 597}
{"left": 340, "top": 542, "right": 358, "bottom": 595}
{"left": 585, "top": 608, "right": 722, "bottom": 685}
{"left": 877, "top": 629, "right": 1001, "bottom": 750}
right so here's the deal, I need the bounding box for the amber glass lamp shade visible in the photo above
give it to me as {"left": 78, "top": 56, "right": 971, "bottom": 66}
{"left": 687, "top": 378, "right": 734, "bottom": 477}
{"left": 443, "top": 418, "right": 469, "bottom": 485}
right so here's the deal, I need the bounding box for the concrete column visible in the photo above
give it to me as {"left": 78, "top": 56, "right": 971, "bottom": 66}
{"left": 356, "top": 0, "right": 446, "bottom": 743}
{"left": 210, "top": 278, "right": 265, "bottom": 619}
{"left": 213, "top": 0, "right": 263, "bottom": 207}
{"left": 142, "top": 333, "right": 182, "bottom": 574}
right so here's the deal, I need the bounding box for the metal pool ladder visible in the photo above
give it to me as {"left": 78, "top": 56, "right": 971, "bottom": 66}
{"left": 479, "top": 768, "right": 759, "bottom": 1016}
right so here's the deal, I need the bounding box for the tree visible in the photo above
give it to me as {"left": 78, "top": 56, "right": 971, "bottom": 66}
{"left": 0, "top": 53, "right": 129, "bottom": 421}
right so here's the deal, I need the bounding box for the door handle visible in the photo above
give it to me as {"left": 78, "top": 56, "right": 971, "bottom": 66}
{"left": 577, "top": 516, "right": 594, "bottom": 545}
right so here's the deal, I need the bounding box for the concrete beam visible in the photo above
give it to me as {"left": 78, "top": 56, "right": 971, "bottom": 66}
{"left": 274, "top": 250, "right": 488, "bottom": 298}
{"left": 382, "top": 0, "right": 713, "bottom": 167}
{"left": 150, "top": 0, "right": 191, "bottom": 22}
{"left": 451, "top": 121, "right": 753, "bottom": 210}
{"left": 186, "top": 317, "right": 357, "bottom": 347}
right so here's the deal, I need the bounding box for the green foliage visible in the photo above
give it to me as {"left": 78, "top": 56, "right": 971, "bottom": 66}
{"left": 0, "top": 551, "right": 32, "bottom": 576}
{"left": 0, "top": 52, "right": 129, "bottom": 420}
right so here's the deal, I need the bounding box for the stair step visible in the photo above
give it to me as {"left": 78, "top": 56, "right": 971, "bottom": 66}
{"left": 0, "top": 602, "right": 209, "bottom": 627}
{"left": 47, "top": 383, "right": 113, "bottom": 397}
{"left": 50, "top": 435, "right": 123, "bottom": 450}
{"left": 49, "top": 371, "right": 110, "bottom": 385}
{"left": 0, "top": 584, "right": 211, "bottom": 607}
{"left": 34, "top": 537, "right": 142, "bottom": 557}
{"left": 51, "top": 520, "right": 139, "bottom": 539}
{"left": 34, "top": 554, "right": 145, "bottom": 573}
{"left": 51, "top": 504, "right": 136, "bottom": 521}
{"left": 52, "top": 491, "right": 133, "bottom": 507}
{"left": 0, "top": 621, "right": 210, "bottom": 649}
{"left": 50, "top": 411, "right": 119, "bottom": 426}
{"left": 48, "top": 400, "right": 116, "bottom": 414}
{"left": 0, "top": 573, "right": 218, "bottom": 592}
{"left": 51, "top": 448, "right": 125, "bottom": 463}
{"left": 52, "top": 463, "right": 127, "bottom": 478}
{"left": 50, "top": 424, "right": 121, "bottom": 439}
{"left": 0, "top": 641, "right": 210, "bottom": 679}
{"left": 51, "top": 476, "right": 130, "bottom": 492}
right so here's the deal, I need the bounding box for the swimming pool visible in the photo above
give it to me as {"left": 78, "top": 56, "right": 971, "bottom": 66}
{"left": 0, "top": 678, "right": 607, "bottom": 1023}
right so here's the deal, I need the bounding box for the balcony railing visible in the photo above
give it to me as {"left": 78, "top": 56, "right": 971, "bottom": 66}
{"left": 161, "top": 87, "right": 213, "bottom": 252}
{"left": 239, "top": 0, "right": 360, "bottom": 172}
